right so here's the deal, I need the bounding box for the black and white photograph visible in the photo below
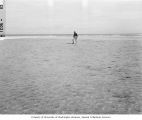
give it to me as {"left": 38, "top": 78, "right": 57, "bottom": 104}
{"left": 0, "top": 0, "right": 142, "bottom": 118}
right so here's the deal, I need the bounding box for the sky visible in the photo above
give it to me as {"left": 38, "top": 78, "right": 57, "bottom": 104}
{"left": 4, "top": 0, "right": 142, "bottom": 34}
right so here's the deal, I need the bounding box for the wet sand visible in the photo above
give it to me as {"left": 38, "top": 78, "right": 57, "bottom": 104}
{"left": 0, "top": 36, "right": 142, "bottom": 114}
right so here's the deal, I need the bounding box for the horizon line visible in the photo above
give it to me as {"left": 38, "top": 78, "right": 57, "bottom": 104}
{"left": 5, "top": 33, "right": 142, "bottom": 36}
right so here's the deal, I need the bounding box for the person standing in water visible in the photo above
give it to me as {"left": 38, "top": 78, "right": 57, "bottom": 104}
{"left": 72, "top": 31, "right": 78, "bottom": 44}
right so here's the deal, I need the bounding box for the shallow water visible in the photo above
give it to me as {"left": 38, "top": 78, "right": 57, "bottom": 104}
{"left": 0, "top": 36, "right": 142, "bottom": 114}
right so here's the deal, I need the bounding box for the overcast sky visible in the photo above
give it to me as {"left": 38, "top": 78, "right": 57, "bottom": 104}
{"left": 5, "top": 0, "right": 142, "bottom": 34}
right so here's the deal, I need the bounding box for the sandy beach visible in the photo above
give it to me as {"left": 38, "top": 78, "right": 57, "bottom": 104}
{"left": 0, "top": 35, "right": 142, "bottom": 114}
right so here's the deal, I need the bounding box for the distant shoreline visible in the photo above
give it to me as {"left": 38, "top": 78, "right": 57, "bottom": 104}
{"left": 4, "top": 33, "right": 142, "bottom": 37}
